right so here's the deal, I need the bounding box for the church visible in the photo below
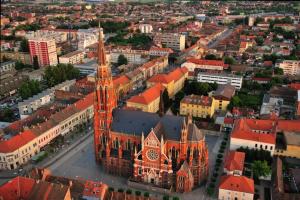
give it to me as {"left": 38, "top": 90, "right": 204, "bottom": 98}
{"left": 93, "top": 25, "right": 209, "bottom": 193}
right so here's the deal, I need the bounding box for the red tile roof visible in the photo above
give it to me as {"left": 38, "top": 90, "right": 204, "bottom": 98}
{"left": 147, "top": 67, "right": 188, "bottom": 84}
{"left": 219, "top": 175, "right": 254, "bottom": 194}
{"left": 150, "top": 46, "right": 174, "bottom": 53}
{"left": 113, "top": 75, "right": 130, "bottom": 86}
{"left": 224, "top": 151, "right": 245, "bottom": 172}
{"left": 127, "top": 83, "right": 164, "bottom": 105}
{"left": 224, "top": 117, "right": 234, "bottom": 125}
{"left": 289, "top": 83, "right": 300, "bottom": 90}
{"left": 0, "top": 130, "right": 36, "bottom": 153}
{"left": 0, "top": 176, "right": 36, "bottom": 200}
{"left": 231, "top": 118, "right": 276, "bottom": 144}
{"left": 277, "top": 120, "right": 300, "bottom": 132}
{"left": 186, "top": 58, "right": 228, "bottom": 69}
{"left": 74, "top": 92, "right": 94, "bottom": 110}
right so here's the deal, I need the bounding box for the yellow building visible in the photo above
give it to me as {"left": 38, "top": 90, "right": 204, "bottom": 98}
{"left": 274, "top": 132, "right": 300, "bottom": 159}
{"left": 211, "top": 84, "right": 236, "bottom": 111}
{"left": 147, "top": 67, "right": 188, "bottom": 98}
{"left": 180, "top": 95, "right": 215, "bottom": 118}
{"left": 126, "top": 83, "right": 164, "bottom": 113}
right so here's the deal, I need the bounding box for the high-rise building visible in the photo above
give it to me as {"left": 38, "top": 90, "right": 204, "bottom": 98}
{"left": 28, "top": 37, "right": 58, "bottom": 67}
{"left": 154, "top": 33, "right": 186, "bottom": 51}
{"left": 276, "top": 60, "right": 300, "bottom": 76}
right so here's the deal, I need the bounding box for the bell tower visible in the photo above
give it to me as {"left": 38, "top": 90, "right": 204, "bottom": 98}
{"left": 94, "top": 23, "right": 117, "bottom": 162}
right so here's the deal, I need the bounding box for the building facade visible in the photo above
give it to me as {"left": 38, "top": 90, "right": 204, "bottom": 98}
{"left": 197, "top": 72, "right": 243, "bottom": 89}
{"left": 275, "top": 60, "right": 300, "bottom": 76}
{"left": 180, "top": 95, "right": 215, "bottom": 118}
{"left": 126, "top": 83, "right": 164, "bottom": 113}
{"left": 154, "top": 33, "right": 186, "bottom": 51}
{"left": 59, "top": 51, "right": 84, "bottom": 64}
{"left": 28, "top": 37, "right": 58, "bottom": 67}
{"left": 93, "top": 26, "right": 209, "bottom": 193}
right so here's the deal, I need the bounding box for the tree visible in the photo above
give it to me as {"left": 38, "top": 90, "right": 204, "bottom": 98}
{"left": 43, "top": 64, "right": 80, "bottom": 87}
{"left": 224, "top": 56, "right": 235, "bottom": 65}
{"left": 0, "top": 107, "right": 15, "bottom": 122}
{"left": 252, "top": 160, "right": 271, "bottom": 179}
{"left": 144, "top": 192, "right": 149, "bottom": 197}
{"left": 19, "top": 80, "right": 41, "bottom": 99}
{"left": 117, "top": 54, "right": 128, "bottom": 66}
{"left": 274, "top": 67, "right": 283, "bottom": 75}
{"left": 33, "top": 55, "right": 39, "bottom": 69}
{"left": 162, "top": 89, "right": 171, "bottom": 109}
{"left": 205, "top": 54, "right": 218, "bottom": 60}
{"left": 255, "top": 36, "right": 264, "bottom": 46}
{"left": 20, "top": 39, "right": 29, "bottom": 52}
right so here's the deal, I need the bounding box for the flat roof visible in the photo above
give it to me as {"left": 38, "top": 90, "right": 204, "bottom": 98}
{"left": 284, "top": 132, "right": 300, "bottom": 146}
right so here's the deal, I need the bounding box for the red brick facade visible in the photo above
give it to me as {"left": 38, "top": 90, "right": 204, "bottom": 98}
{"left": 93, "top": 26, "right": 209, "bottom": 193}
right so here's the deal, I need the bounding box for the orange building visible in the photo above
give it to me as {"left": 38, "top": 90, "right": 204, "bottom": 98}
{"left": 126, "top": 83, "right": 165, "bottom": 113}
{"left": 147, "top": 67, "right": 188, "bottom": 98}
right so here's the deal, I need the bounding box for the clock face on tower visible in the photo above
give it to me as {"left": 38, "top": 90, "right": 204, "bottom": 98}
{"left": 147, "top": 149, "right": 159, "bottom": 161}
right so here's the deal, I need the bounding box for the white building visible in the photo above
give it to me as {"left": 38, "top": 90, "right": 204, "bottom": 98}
{"left": 59, "top": 50, "right": 84, "bottom": 64}
{"left": 109, "top": 48, "right": 149, "bottom": 64}
{"left": 275, "top": 60, "right": 300, "bottom": 76}
{"left": 77, "top": 28, "right": 103, "bottom": 51}
{"left": 18, "top": 80, "right": 75, "bottom": 119}
{"left": 154, "top": 33, "right": 186, "bottom": 51}
{"left": 219, "top": 175, "right": 254, "bottom": 200}
{"left": 0, "top": 61, "right": 15, "bottom": 74}
{"left": 197, "top": 72, "right": 243, "bottom": 89}
{"left": 0, "top": 92, "right": 93, "bottom": 170}
{"left": 139, "top": 24, "right": 153, "bottom": 33}
{"left": 181, "top": 58, "right": 228, "bottom": 72}
{"left": 26, "top": 30, "right": 68, "bottom": 44}
{"left": 230, "top": 118, "right": 276, "bottom": 155}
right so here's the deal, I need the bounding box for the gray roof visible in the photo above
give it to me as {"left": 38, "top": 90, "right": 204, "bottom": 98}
{"left": 112, "top": 109, "right": 199, "bottom": 141}
{"left": 188, "top": 123, "right": 204, "bottom": 141}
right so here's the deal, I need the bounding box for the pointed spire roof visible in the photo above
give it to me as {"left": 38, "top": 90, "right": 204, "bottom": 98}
{"left": 97, "top": 22, "right": 106, "bottom": 66}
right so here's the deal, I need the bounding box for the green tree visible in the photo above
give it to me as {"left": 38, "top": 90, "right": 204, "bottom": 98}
{"left": 20, "top": 39, "right": 29, "bottom": 52}
{"left": 117, "top": 54, "right": 128, "bottom": 66}
{"left": 274, "top": 67, "right": 283, "bottom": 75}
{"left": 19, "top": 80, "right": 41, "bottom": 99}
{"left": 33, "top": 55, "right": 39, "bottom": 69}
{"left": 43, "top": 64, "right": 80, "bottom": 87}
{"left": 144, "top": 192, "right": 149, "bottom": 197}
{"left": 224, "top": 56, "right": 235, "bottom": 65}
{"left": 162, "top": 89, "right": 171, "bottom": 109}
{"left": 252, "top": 160, "right": 271, "bottom": 179}
{"left": 205, "top": 54, "right": 218, "bottom": 60}
{"left": 0, "top": 107, "right": 15, "bottom": 122}
{"left": 255, "top": 36, "right": 264, "bottom": 46}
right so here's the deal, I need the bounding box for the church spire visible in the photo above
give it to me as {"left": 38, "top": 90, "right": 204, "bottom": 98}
{"left": 97, "top": 22, "right": 106, "bottom": 66}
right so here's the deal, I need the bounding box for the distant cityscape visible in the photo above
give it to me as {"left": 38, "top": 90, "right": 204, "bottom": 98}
{"left": 0, "top": 1, "right": 299, "bottom": 200}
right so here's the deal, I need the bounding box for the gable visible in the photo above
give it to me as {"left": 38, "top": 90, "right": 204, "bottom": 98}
{"left": 144, "top": 129, "right": 160, "bottom": 148}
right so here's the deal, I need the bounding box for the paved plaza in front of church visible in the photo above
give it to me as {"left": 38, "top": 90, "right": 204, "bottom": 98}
{"left": 50, "top": 133, "right": 221, "bottom": 200}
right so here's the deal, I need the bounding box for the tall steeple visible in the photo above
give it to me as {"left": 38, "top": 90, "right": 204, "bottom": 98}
{"left": 97, "top": 22, "right": 106, "bottom": 67}
{"left": 94, "top": 22, "right": 117, "bottom": 162}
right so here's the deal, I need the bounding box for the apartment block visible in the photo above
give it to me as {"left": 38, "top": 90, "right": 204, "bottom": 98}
{"left": 59, "top": 51, "right": 84, "bottom": 64}
{"left": 197, "top": 72, "right": 243, "bottom": 89}
{"left": 28, "top": 37, "right": 58, "bottom": 67}
{"left": 154, "top": 33, "right": 186, "bottom": 51}
{"left": 276, "top": 60, "right": 300, "bottom": 76}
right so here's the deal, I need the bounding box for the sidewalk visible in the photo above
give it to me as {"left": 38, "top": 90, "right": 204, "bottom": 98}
{"left": 39, "top": 131, "right": 92, "bottom": 168}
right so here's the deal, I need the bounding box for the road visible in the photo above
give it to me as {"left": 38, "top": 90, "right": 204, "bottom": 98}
{"left": 46, "top": 132, "right": 220, "bottom": 200}
{"left": 207, "top": 28, "right": 233, "bottom": 49}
